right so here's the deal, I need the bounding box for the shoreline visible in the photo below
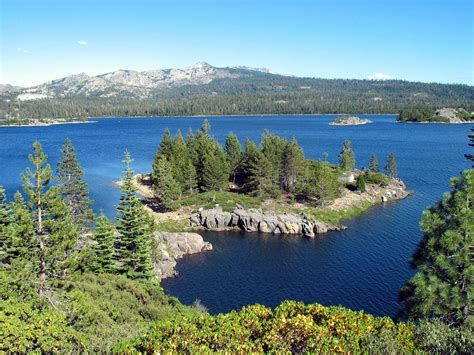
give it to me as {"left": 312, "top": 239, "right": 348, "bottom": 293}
{"left": 0, "top": 119, "right": 96, "bottom": 128}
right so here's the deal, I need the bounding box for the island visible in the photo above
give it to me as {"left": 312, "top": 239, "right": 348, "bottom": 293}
{"left": 124, "top": 120, "right": 410, "bottom": 239}
{"left": 398, "top": 107, "right": 474, "bottom": 123}
{"left": 329, "top": 115, "right": 373, "bottom": 126}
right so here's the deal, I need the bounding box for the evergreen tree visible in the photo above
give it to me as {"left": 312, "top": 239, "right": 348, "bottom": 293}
{"left": 0, "top": 191, "right": 35, "bottom": 268}
{"left": 90, "top": 213, "right": 116, "bottom": 274}
{"left": 280, "top": 137, "right": 305, "bottom": 193}
{"left": 157, "top": 128, "right": 174, "bottom": 160}
{"left": 116, "top": 150, "right": 154, "bottom": 279}
{"left": 241, "top": 140, "right": 279, "bottom": 198}
{"left": 153, "top": 157, "right": 181, "bottom": 210}
{"left": 369, "top": 154, "right": 379, "bottom": 172}
{"left": 385, "top": 153, "right": 398, "bottom": 178}
{"left": 339, "top": 139, "right": 355, "bottom": 172}
{"left": 224, "top": 132, "right": 242, "bottom": 184}
{"left": 201, "top": 119, "right": 211, "bottom": 134}
{"left": 56, "top": 138, "right": 94, "bottom": 231}
{"left": 400, "top": 170, "right": 473, "bottom": 329}
{"left": 356, "top": 173, "right": 367, "bottom": 192}
{"left": 260, "top": 130, "right": 287, "bottom": 182}
{"left": 301, "top": 162, "right": 341, "bottom": 207}
{"left": 21, "top": 141, "right": 79, "bottom": 295}
{"left": 171, "top": 130, "right": 197, "bottom": 193}
{"left": 201, "top": 143, "right": 229, "bottom": 191}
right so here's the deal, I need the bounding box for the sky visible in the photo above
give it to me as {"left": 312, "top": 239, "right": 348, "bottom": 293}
{"left": 1, "top": 0, "right": 473, "bottom": 86}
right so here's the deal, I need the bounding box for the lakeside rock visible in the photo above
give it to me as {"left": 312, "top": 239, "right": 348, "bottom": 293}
{"left": 330, "top": 116, "right": 372, "bottom": 126}
{"left": 189, "top": 207, "right": 342, "bottom": 238}
{"left": 434, "top": 108, "right": 473, "bottom": 124}
{"left": 153, "top": 232, "right": 212, "bottom": 280}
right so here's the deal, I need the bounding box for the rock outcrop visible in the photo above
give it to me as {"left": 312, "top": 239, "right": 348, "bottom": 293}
{"left": 189, "top": 207, "right": 340, "bottom": 238}
{"left": 330, "top": 116, "right": 372, "bottom": 126}
{"left": 434, "top": 108, "right": 473, "bottom": 123}
{"left": 153, "top": 232, "right": 212, "bottom": 280}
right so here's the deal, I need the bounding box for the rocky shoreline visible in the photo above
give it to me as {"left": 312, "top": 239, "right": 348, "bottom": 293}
{"left": 153, "top": 232, "right": 213, "bottom": 280}
{"left": 190, "top": 207, "right": 343, "bottom": 237}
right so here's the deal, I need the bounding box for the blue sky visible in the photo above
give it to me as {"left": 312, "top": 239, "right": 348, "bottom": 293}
{"left": 1, "top": 0, "right": 472, "bottom": 86}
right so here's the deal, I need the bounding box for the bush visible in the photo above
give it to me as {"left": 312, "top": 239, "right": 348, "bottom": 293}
{"left": 180, "top": 191, "right": 261, "bottom": 212}
{"left": 0, "top": 297, "right": 84, "bottom": 352}
{"left": 113, "top": 301, "right": 416, "bottom": 353}
{"left": 414, "top": 320, "right": 474, "bottom": 354}
{"left": 52, "top": 273, "right": 193, "bottom": 352}
{"left": 364, "top": 171, "right": 390, "bottom": 186}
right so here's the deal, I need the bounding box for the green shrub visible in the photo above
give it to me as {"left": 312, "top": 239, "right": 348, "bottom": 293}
{"left": 414, "top": 320, "right": 474, "bottom": 354}
{"left": 113, "top": 301, "right": 416, "bottom": 353}
{"left": 365, "top": 171, "right": 390, "bottom": 186}
{"left": 0, "top": 298, "right": 84, "bottom": 352}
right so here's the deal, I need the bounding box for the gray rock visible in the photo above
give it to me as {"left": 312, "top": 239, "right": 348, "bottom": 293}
{"left": 189, "top": 207, "right": 337, "bottom": 237}
{"left": 153, "top": 232, "right": 212, "bottom": 280}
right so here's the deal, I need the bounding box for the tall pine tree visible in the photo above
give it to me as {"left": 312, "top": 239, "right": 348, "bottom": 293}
{"left": 368, "top": 153, "right": 379, "bottom": 172}
{"left": 21, "top": 141, "right": 79, "bottom": 295}
{"left": 90, "top": 213, "right": 116, "bottom": 274}
{"left": 56, "top": 138, "right": 94, "bottom": 231}
{"left": 116, "top": 150, "right": 154, "bottom": 279}
{"left": 400, "top": 170, "right": 473, "bottom": 329}
{"left": 385, "top": 153, "right": 398, "bottom": 178}
{"left": 280, "top": 137, "right": 305, "bottom": 193}
{"left": 224, "top": 132, "right": 242, "bottom": 184}
{"left": 339, "top": 139, "right": 356, "bottom": 172}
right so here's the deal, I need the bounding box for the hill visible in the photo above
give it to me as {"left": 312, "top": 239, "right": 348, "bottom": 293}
{"left": 1, "top": 62, "right": 473, "bottom": 121}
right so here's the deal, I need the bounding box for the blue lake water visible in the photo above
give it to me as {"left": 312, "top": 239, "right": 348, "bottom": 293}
{"left": 0, "top": 115, "right": 471, "bottom": 317}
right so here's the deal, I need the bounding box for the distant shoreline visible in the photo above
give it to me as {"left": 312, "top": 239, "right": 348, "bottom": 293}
{"left": 0, "top": 120, "right": 96, "bottom": 128}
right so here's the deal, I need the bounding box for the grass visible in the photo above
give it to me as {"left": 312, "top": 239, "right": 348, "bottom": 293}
{"left": 154, "top": 219, "right": 194, "bottom": 232}
{"left": 290, "top": 200, "right": 373, "bottom": 226}
{"left": 179, "top": 191, "right": 261, "bottom": 212}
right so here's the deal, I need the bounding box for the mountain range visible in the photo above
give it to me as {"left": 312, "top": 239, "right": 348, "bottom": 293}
{"left": 4, "top": 62, "right": 275, "bottom": 101}
{"left": 1, "top": 62, "right": 472, "bottom": 120}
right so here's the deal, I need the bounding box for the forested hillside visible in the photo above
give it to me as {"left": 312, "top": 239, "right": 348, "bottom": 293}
{"left": 1, "top": 66, "right": 472, "bottom": 121}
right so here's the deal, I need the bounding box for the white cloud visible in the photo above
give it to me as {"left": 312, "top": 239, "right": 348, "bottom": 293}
{"left": 17, "top": 47, "right": 30, "bottom": 53}
{"left": 368, "top": 72, "right": 394, "bottom": 80}
{"left": 77, "top": 40, "right": 88, "bottom": 46}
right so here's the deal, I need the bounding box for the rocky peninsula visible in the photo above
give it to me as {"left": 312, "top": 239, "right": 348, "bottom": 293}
{"left": 330, "top": 116, "right": 372, "bottom": 126}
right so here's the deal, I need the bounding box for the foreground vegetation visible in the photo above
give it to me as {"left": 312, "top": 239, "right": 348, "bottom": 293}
{"left": 114, "top": 300, "right": 473, "bottom": 353}
{"left": 1, "top": 131, "right": 472, "bottom": 352}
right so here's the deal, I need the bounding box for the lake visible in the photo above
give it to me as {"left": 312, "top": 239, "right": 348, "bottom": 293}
{"left": 0, "top": 115, "right": 471, "bottom": 317}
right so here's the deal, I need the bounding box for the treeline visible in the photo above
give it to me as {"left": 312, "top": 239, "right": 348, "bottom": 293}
{"left": 151, "top": 120, "right": 398, "bottom": 210}
{"left": 398, "top": 107, "right": 474, "bottom": 123}
{"left": 0, "top": 139, "right": 186, "bottom": 351}
{"left": 1, "top": 81, "right": 473, "bottom": 121}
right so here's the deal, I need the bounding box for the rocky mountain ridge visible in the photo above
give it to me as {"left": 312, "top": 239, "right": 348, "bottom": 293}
{"left": 12, "top": 62, "right": 264, "bottom": 100}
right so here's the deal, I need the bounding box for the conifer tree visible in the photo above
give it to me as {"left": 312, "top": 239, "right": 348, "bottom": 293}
{"left": 201, "top": 143, "right": 229, "bottom": 191}
{"left": 400, "top": 170, "right": 473, "bottom": 329}
{"left": 280, "top": 137, "right": 305, "bottom": 193}
{"left": 385, "top": 153, "right": 398, "bottom": 178}
{"left": 153, "top": 157, "right": 181, "bottom": 210}
{"left": 21, "top": 141, "right": 79, "bottom": 295}
{"left": 301, "top": 162, "right": 341, "bottom": 206}
{"left": 356, "top": 173, "right": 367, "bottom": 192}
{"left": 339, "top": 139, "right": 355, "bottom": 172}
{"left": 171, "top": 130, "right": 197, "bottom": 193}
{"left": 90, "top": 213, "right": 116, "bottom": 274}
{"left": 260, "top": 130, "right": 287, "bottom": 182}
{"left": 241, "top": 140, "right": 279, "bottom": 197}
{"left": 116, "top": 150, "right": 154, "bottom": 279}
{"left": 56, "top": 138, "right": 94, "bottom": 231}
{"left": 224, "top": 132, "right": 242, "bottom": 184}
{"left": 369, "top": 154, "right": 379, "bottom": 172}
{"left": 157, "top": 128, "right": 174, "bottom": 160}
